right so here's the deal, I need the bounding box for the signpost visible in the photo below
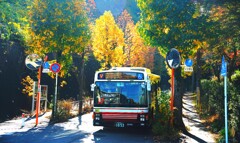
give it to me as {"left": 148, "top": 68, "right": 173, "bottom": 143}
{"left": 25, "top": 54, "right": 43, "bottom": 126}
{"left": 184, "top": 59, "right": 193, "bottom": 72}
{"left": 166, "top": 48, "right": 181, "bottom": 126}
{"left": 221, "top": 56, "right": 228, "bottom": 143}
{"left": 50, "top": 63, "right": 61, "bottom": 118}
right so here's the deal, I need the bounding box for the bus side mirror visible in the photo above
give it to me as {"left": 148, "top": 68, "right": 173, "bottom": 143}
{"left": 147, "top": 80, "right": 151, "bottom": 91}
{"left": 91, "top": 84, "right": 96, "bottom": 91}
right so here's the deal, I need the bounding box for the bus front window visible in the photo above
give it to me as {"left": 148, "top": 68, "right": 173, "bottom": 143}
{"left": 94, "top": 81, "right": 147, "bottom": 107}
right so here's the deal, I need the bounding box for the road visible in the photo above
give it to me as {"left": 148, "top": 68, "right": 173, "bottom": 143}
{"left": 0, "top": 112, "right": 154, "bottom": 143}
{"left": 0, "top": 93, "right": 218, "bottom": 143}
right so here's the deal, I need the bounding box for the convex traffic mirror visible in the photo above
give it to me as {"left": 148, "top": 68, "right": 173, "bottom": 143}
{"left": 166, "top": 48, "right": 181, "bottom": 69}
{"left": 25, "top": 54, "right": 43, "bottom": 70}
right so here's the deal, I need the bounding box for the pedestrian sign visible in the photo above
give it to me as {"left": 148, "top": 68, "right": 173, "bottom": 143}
{"left": 220, "top": 56, "right": 227, "bottom": 76}
{"left": 43, "top": 62, "right": 50, "bottom": 69}
{"left": 42, "top": 62, "right": 50, "bottom": 73}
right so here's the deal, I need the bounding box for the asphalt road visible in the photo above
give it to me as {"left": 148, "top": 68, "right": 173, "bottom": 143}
{"left": 0, "top": 93, "right": 217, "bottom": 143}
{"left": 0, "top": 112, "right": 154, "bottom": 143}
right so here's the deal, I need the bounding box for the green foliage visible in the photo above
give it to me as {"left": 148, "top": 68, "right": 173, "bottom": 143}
{"left": 0, "top": 0, "right": 29, "bottom": 42}
{"left": 137, "top": 0, "right": 207, "bottom": 58}
{"left": 232, "top": 70, "right": 240, "bottom": 93}
{"left": 27, "top": 0, "right": 90, "bottom": 76}
{"left": 200, "top": 76, "right": 240, "bottom": 139}
{"left": 152, "top": 91, "right": 178, "bottom": 137}
{"left": 201, "top": 79, "right": 224, "bottom": 117}
{"left": 201, "top": 1, "right": 240, "bottom": 79}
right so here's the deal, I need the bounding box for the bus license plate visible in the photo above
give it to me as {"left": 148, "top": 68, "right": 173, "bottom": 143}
{"left": 115, "top": 122, "right": 124, "bottom": 128}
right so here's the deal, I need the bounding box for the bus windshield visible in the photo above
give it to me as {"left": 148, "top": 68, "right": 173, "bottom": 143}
{"left": 94, "top": 81, "right": 147, "bottom": 107}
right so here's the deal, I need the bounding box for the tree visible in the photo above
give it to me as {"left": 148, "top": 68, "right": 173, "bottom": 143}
{"left": 137, "top": 0, "right": 208, "bottom": 130}
{"left": 92, "top": 11, "right": 125, "bottom": 69}
{"left": 27, "top": 0, "right": 91, "bottom": 114}
{"left": 27, "top": 0, "right": 90, "bottom": 73}
{"left": 0, "top": 0, "right": 31, "bottom": 121}
{"left": 117, "top": 10, "right": 155, "bottom": 68}
{"left": 202, "top": 1, "right": 240, "bottom": 81}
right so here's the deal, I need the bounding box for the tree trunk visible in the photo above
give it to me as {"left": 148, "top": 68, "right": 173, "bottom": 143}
{"left": 196, "top": 48, "right": 202, "bottom": 109}
{"left": 72, "top": 53, "right": 85, "bottom": 115}
{"left": 174, "top": 67, "right": 187, "bottom": 132}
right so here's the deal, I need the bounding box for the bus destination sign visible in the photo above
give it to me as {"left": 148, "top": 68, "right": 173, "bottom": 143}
{"left": 98, "top": 72, "right": 144, "bottom": 80}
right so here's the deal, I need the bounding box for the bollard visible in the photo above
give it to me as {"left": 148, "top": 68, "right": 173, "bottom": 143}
{"left": 21, "top": 113, "right": 25, "bottom": 128}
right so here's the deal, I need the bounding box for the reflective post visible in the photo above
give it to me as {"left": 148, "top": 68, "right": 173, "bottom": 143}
{"left": 54, "top": 72, "right": 58, "bottom": 117}
{"left": 170, "top": 68, "right": 174, "bottom": 126}
{"left": 36, "top": 66, "right": 41, "bottom": 126}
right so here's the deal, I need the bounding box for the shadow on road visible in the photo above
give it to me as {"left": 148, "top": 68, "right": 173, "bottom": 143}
{"left": 182, "top": 130, "right": 208, "bottom": 143}
{"left": 92, "top": 127, "right": 153, "bottom": 143}
{"left": 182, "top": 92, "right": 216, "bottom": 143}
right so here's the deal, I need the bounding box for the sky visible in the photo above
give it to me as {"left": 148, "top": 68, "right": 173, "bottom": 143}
{"left": 95, "top": 0, "right": 127, "bottom": 16}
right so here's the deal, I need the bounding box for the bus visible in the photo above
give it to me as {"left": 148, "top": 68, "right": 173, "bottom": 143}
{"left": 91, "top": 67, "right": 160, "bottom": 128}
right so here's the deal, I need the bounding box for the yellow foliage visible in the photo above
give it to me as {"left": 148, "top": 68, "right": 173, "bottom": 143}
{"left": 125, "top": 22, "right": 154, "bottom": 68}
{"left": 92, "top": 11, "right": 125, "bottom": 69}
{"left": 21, "top": 76, "right": 35, "bottom": 96}
{"left": 60, "top": 80, "right": 67, "bottom": 87}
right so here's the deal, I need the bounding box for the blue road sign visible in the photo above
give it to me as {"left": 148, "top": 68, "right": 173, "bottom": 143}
{"left": 185, "top": 59, "right": 193, "bottom": 67}
{"left": 221, "top": 56, "right": 227, "bottom": 76}
{"left": 43, "top": 62, "right": 50, "bottom": 69}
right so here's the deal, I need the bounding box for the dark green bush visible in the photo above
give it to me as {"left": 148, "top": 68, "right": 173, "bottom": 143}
{"left": 200, "top": 71, "right": 240, "bottom": 141}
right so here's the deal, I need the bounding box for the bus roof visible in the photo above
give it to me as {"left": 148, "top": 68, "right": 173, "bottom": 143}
{"left": 110, "top": 67, "right": 149, "bottom": 72}
{"left": 109, "top": 67, "right": 160, "bottom": 83}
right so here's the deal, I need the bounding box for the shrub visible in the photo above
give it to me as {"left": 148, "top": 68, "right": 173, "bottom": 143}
{"left": 152, "top": 90, "right": 178, "bottom": 138}
{"left": 201, "top": 72, "right": 240, "bottom": 141}
{"left": 83, "top": 105, "right": 92, "bottom": 113}
{"left": 52, "top": 99, "right": 73, "bottom": 123}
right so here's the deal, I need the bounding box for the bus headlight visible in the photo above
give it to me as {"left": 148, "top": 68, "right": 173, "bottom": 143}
{"left": 95, "top": 113, "right": 101, "bottom": 120}
{"left": 140, "top": 114, "right": 145, "bottom": 122}
{"left": 95, "top": 117, "right": 100, "bottom": 120}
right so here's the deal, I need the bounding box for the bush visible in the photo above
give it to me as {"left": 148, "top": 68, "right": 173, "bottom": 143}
{"left": 152, "top": 90, "right": 178, "bottom": 138}
{"left": 83, "top": 105, "right": 92, "bottom": 113}
{"left": 52, "top": 99, "right": 73, "bottom": 123}
{"left": 200, "top": 79, "right": 225, "bottom": 131}
{"left": 200, "top": 72, "right": 240, "bottom": 141}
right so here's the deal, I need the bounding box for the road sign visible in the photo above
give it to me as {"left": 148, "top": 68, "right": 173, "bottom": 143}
{"left": 166, "top": 48, "right": 181, "bottom": 69}
{"left": 43, "top": 62, "right": 50, "bottom": 69}
{"left": 221, "top": 56, "right": 227, "bottom": 76}
{"left": 50, "top": 63, "right": 61, "bottom": 73}
{"left": 42, "top": 62, "right": 50, "bottom": 73}
{"left": 184, "top": 66, "right": 193, "bottom": 72}
{"left": 25, "top": 54, "right": 42, "bottom": 70}
{"left": 185, "top": 59, "right": 193, "bottom": 67}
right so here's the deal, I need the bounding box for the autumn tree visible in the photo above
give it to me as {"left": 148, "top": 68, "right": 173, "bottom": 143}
{"left": 126, "top": 22, "right": 155, "bottom": 69}
{"left": 92, "top": 11, "right": 125, "bottom": 69}
{"left": 136, "top": 0, "right": 209, "bottom": 131}
{"left": 27, "top": 0, "right": 90, "bottom": 72}
{"left": 27, "top": 0, "right": 90, "bottom": 113}
{"left": 202, "top": 1, "right": 240, "bottom": 81}
{"left": 117, "top": 10, "right": 155, "bottom": 69}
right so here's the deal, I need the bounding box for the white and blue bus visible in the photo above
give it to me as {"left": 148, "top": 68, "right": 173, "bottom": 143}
{"left": 91, "top": 67, "right": 160, "bottom": 128}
